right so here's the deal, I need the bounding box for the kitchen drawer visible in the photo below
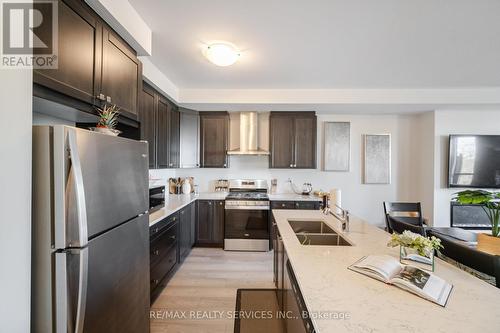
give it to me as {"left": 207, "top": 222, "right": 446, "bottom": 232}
{"left": 150, "top": 242, "right": 177, "bottom": 292}
{"left": 150, "top": 222, "right": 178, "bottom": 267}
{"left": 271, "top": 200, "right": 320, "bottom": 210}
{"left": 295, "top": 201, "right": 319, "bottom": 210}
{"left": 271, "top": 201, "right": 296, "bottom": 210}
{"left": 150, "top": 212, "right": 179, "bottom": 241}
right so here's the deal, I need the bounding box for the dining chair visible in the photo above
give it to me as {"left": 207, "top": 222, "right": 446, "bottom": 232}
{"left": 383, "top": 202, "right": 425, "bottom": 233}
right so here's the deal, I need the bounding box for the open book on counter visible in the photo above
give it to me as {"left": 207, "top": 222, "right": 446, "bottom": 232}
{"left": 349, "top": 255, "right": 453, "bottom": 307}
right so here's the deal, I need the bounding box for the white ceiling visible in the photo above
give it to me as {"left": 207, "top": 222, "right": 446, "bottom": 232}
{"left": 130, "top": 0, "right": 500, "bottom": 90}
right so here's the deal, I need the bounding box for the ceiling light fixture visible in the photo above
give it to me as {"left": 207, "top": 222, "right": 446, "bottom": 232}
{"left": 203, "top": 42, "right": 240, "bottom": 67}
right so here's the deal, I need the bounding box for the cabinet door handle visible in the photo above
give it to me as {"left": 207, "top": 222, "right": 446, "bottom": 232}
{"left": 289, "top": 164, "right": 293, "bottom": 168}
{"left": 154, "top": 227, "right": 159, "bottom": 233}
{"left": 244, "top": 233, "right": 250, "bottom": 237}
{"left": 153, "top": 279, "right": 159, "bottom": 284}
{"left": 294, "top": 164, "right": 297, "bottom": 168}
{"left": 170, "top": 235, "right": 176, "bottom": 240}
{"left": 106, "top": 96, "right": 111, "bottom": 103}
{"left": 96, "top": 93, "right": 105, "bottom": 101}
{"left": 281, "top": 203, "right": 286, "bottom": 207}
{"left": 219, "top": 202, "right": 223, "bottom": 205}
{"left": 223, "top": 164, "right": 227, "bottom": 167}
{"left": 153, "top": 250, "right": 159, "bottom": 255}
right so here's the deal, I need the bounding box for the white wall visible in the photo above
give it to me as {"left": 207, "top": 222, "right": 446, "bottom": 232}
{"left": 85, "top": 0, "right": 152, "bottom": 55}
{"left": 140, "top": 57, "right": 179, "bottom": 102}
{"left": 175, "top": 113, "right": 428, "bottom": 226}
{"left": 433, "top": 110, "right": 500, "bottom": 226}
{"left": 149, "top": 169, "right": 176, "bottom": 188}
{"left": 0, "top": 68, "right": 32, "bottom": 332}
{"left": 397, "top": 112, "right": 435, "bottom": 224}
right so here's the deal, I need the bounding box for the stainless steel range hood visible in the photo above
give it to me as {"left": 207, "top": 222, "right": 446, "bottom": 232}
{"left": 227, "top": 112, "right": 270, "bottom": 155}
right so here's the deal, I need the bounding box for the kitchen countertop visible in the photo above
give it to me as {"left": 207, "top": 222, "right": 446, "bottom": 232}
{"left": 273, "top": 209, "right": 500, "bottom": 333}
{"left": 149, "top": 192, "right": 226, "bottom": 226}
{"left": 149, "top": 192, "right": 322, "bottom": 227}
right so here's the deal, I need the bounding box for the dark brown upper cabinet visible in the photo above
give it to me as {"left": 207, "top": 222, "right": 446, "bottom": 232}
{"left": 34, "top": 0, "right": 101, "bottom": 105}
{"left": 168, "top": 106, "right": 180, "bottom": 168}
{"left": 99, "top": 26, "right": 142, "bottom": 118}
{"left": 139, "top": 82, "right": 180, "bottom": 169}
{"left": 156, "top": 96, "right": 170, "bottom": 169}
{"left": 199, "top": 112, "right": 229, "bottom": 168}
{"left": 269, "top": 115, "right": 294, "bottom": 168}
{"left": 269, "top": 112, "right": 317, "bottom": 169}
{"left": 33, "top": 0, "right": 141, "bottom": 121}
{"left": 139, "top": 84, "right": 156, "bottom": 168}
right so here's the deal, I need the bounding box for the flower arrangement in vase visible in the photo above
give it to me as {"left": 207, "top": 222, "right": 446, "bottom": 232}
{"left": 387, "top": 231, "right": 443, "bottom": 271}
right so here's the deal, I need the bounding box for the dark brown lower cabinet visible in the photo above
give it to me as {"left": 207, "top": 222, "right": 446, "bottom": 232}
{"left": 196, "top": 200, "right": 224, "bottom": 247}
{"left": 150, "top": 215, "right": 178, "bottom": 303}
{"left": 149, "top": 203, "right": 197, "bottom": 302}
{"left": 179, "top": 202, "right": 195, "bottom": 262}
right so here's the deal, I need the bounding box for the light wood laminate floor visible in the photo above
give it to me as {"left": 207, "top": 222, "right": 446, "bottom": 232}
{"left": 150, "top": 248, "right": 274, "bottom": 333}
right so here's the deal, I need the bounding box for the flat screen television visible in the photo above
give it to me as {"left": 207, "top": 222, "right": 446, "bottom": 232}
{"left": 448, "top": 135, "right": 500, "bottom": 188}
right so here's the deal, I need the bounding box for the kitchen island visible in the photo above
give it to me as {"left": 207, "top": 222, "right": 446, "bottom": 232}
{"left": 273, "top": 209, "right": 500, "bottom": 333}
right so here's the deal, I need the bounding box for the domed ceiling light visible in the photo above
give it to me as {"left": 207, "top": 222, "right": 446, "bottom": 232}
{"left": 203, "top": 42, "right": 240, "bottom": 67}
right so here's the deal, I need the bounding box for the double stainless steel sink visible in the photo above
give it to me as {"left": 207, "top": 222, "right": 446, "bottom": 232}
{"left": 288, "top": 220, "right": 352, "bottom": 246}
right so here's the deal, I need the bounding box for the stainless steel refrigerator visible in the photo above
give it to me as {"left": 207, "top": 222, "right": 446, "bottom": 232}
{"left": 32, "top": 126, "right": 150, "bottom": 333}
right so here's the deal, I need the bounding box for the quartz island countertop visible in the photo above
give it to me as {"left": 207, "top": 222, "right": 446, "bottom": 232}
{"left": 273, "top": 209, "right": 500, "bottom": 333}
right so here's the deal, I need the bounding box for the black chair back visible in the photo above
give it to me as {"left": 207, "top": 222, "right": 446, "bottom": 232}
{"left": 387, "top": 215, "right": 426, "bottom": 236}
{"left": 427, "top": 230, "right": 500, "bottom": 288}
{"left": 384, "top": 202, "right": 424, "bottom": 233}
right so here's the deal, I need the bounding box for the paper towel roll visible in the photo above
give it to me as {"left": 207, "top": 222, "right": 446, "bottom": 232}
{"left": 330, "top": 188, "right": 341, "bottom": 214}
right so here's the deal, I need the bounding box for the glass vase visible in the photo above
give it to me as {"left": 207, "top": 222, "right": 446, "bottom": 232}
{"left": 400, "top": 246, "right": 434, "bottom": 271}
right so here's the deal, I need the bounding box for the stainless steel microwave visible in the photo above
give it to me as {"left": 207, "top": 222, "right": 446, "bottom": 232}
{"left": 149, "top": 185, "right": 165, "bottom": 213}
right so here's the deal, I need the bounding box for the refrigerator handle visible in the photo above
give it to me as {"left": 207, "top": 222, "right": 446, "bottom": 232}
{"left": 68, "top": 129, "right": 88, "bottom": 247}
{"left": 74, "top": 247, "right": 89, "bottom": 333}
{"left": 55, "top": 248, "right": 89, "bottom": 333}
{"left": 55, "top": 252, "right": 68, "bottom": 332}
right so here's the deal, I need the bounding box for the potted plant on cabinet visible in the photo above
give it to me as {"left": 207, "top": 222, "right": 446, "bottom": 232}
{"left": 91, "top": 104, "right": 121, "bottom": 136}
{"left": 454, "top": 190, "right": 500, "bottom": 255}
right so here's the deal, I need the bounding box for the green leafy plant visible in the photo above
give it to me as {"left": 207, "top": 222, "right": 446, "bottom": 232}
{"left": 387, "top": 231, "right": 443, "bottom": 256}
{"left": 95, "top": 104, "right": 120, "bottom": 129}
{"left": 454, "top": 190, "right": 500, "bottom": 237}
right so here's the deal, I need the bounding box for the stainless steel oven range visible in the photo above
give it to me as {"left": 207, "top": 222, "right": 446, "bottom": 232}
{"left": 224, "top": 179, "right": 270, "bottom": 251}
